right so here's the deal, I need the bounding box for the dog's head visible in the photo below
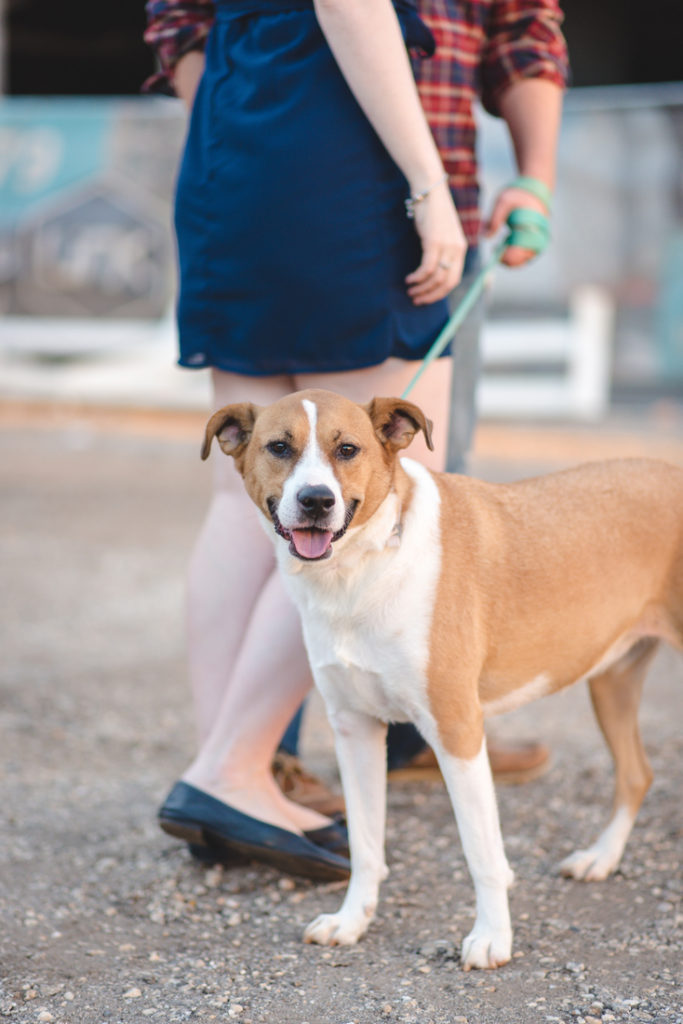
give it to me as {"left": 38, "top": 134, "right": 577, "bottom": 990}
{"left": 201, "top": 389, "right": 433, "bottom": 562}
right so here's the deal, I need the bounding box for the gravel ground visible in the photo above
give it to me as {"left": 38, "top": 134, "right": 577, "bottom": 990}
{"left": 1, "top": 410, "right": 681, "bottom": 1024}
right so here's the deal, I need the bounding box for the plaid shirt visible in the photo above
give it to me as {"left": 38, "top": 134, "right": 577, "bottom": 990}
{"left": 144, "top": 0, "right": 568, "bottom": 244}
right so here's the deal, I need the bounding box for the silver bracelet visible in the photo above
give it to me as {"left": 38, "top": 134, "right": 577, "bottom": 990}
{"left": 404, "top": 172, "right": 449, "bottom": 219}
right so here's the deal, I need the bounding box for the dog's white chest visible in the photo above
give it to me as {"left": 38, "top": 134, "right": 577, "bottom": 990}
{"left": 307, "top": 598, "right": 425, "bottom": 722}
{"left": 286, "top": 460, "right": 442, "bottom": 723}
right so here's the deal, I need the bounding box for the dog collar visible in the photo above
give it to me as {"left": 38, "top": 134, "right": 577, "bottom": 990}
{"left": 387, "top": 517, "right": 403, "bottom": 549}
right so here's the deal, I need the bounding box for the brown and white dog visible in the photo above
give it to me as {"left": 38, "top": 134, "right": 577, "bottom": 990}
{"left": 202, "top": 388, "right": 683, "bottom": 970}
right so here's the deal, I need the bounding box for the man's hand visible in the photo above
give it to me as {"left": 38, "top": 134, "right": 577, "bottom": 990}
{"left": 484, "top": 186, "right": 549, "bottom": 268}
{"left": 174, "top": 50, "right": 206, "bottom": 111}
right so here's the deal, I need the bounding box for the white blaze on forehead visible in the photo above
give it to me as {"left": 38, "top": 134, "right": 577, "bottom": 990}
{"left": 276, "top": 398, "right": 345, "bottom": 530}
{"left": 302, "top": 399, "right": 317, "bottom": 436}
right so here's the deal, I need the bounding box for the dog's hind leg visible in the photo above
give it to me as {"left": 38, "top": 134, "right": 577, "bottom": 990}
{"left": 559, "top": 638, "right": 658, "bottom": 882}
{"left": 303, "top": 708, "right": 388, "bottom": 947}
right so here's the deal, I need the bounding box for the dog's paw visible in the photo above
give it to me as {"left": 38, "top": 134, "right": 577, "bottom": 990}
{"left": 558, "top": 846, "right": 618, "bottom": 882}
{"left": 303, "top": 912, "right": 370, "bottom": 947}
{"left": 461, "top": 927, "right": 512, "bottom": 971}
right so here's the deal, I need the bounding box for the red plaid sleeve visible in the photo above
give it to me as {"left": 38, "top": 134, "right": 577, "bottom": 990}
{"left": 143, "top": 0, "right": 216, "bottom": 94}
{"left": 480, "top": 0, "right": 569, "bottom": 115}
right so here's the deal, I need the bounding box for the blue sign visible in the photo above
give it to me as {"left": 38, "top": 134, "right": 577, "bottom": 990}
{"left": 0, "top": 96, "right": 183, "bottom": 317}
{"left": 0, "top": 98, "right": 114, "bottom": 229}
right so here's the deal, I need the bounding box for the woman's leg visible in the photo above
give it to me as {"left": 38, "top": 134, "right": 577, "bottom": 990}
{"left": 182, "top": 357, "right": 450, "bottom": 833}
{"left": 182, "top": 368, "right": 329, "bottom": 832}
{"left": 187, "top": 369, "right": 294, "bottom": 740}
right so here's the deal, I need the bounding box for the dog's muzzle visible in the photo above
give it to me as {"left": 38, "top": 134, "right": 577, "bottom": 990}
{"left": 267, "top": 493, "right": 358, "bottom": 561}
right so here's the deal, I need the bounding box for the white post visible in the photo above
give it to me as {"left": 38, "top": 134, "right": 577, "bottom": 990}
{"left": 569, "top": 285, "right": 615, "bottom": 420}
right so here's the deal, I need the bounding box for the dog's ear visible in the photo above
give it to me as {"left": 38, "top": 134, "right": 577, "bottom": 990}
{"left": 201, "top": 403, "right": 260, "bottom": 461}
{"left": 364, "top": 397, "right": 434, "bottom": 453}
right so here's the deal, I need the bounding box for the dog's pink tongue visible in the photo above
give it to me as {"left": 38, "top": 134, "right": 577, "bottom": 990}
{"left": 291, "top": 529, "right": 333, "bottom": 559}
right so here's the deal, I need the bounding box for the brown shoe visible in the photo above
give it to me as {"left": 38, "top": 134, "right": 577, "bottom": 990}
{"left": 487, "top": 738, "right": 550, "bottom": 784}
{"left": 387, "top": 738, "right": 551, "bottom": 786}
{"left": 272, "top": 751, "right": 346, "bottom": 817}
{"left": 387, "top": 745, "right": 442, "bottom": 782}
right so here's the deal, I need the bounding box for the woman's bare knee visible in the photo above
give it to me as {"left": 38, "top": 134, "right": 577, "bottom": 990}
{"left": 295, "top": 357, "right": 453, "bottom": 471}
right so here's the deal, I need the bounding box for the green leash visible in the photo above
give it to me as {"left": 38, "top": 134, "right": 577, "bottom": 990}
{"left": 400, "top": 177, "right": 552, "bottom": 399}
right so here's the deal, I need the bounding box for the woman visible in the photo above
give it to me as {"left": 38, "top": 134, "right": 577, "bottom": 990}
{"left": 144, "top": 0, "right": 567, "bottom": 878}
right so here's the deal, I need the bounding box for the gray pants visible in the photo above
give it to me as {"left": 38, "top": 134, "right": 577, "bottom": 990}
{"left": 386, "top": 260, "right": 485, "bottom": 769}
{"left": 446, "top": 256, "right": 485, "bottom": 474}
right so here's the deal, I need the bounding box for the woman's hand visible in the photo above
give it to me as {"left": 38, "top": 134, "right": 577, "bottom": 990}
{"left": 405, "top": 178, "right": 468, "bottom": 304}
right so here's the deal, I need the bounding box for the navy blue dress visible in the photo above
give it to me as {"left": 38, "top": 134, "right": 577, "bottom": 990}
{"left": 174, "top": 0, "right": 449, "bottom": 375}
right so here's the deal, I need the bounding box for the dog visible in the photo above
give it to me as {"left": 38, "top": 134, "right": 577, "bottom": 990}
{"left": 201, "top": 388, "right": 683, "bottom": 970}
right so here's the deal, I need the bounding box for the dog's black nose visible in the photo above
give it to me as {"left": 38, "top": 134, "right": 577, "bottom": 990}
{"left": 297, "top": 485, "right": 336, "bottom": 516}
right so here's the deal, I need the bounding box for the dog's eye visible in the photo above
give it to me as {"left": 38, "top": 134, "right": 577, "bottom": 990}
{"left": 337, "top": 443, "right": 359, "bottom": 460}
{"left": 266, "top": 440, "right": 292, "bottom": 458}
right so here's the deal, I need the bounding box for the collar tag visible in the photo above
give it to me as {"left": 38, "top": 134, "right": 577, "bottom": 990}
{"left": 387, "top": 520, "right": 403, "bottom": 548}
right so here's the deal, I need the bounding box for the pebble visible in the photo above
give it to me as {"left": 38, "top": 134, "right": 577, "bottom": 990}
{"left": 204, "top": 867, "right": 223, "bottom": 889}
{"left": 418, "top": 939, "right": 457, "bottom": 960}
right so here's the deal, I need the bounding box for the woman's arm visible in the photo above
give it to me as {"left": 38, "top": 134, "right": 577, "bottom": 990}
{"left": 313, "top": 0, "right": 467, "bottom": 303}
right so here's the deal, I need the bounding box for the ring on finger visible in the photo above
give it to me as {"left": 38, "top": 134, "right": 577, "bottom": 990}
{"left": 438, "top": 260, "right": 452, "bottom": 270}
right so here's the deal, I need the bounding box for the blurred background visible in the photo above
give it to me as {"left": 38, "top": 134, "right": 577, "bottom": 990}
{"left": 1, "top": 15, "right": 682, "bottom": 1015}
{"left": 0, "top": 0, "right": 682, "bottom": 424}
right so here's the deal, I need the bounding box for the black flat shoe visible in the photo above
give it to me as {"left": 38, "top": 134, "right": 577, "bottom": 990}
{"left": 304, "top": 821, "right": 349, "bottom": 858}
{"left": 187, "top": 842, "right": 248, "bottom": 866}
{"left": 189, "top": 819, "right": 349, "bottom": 865}
{"left": 159, "top": 781, "right": 350, "bottom": 882}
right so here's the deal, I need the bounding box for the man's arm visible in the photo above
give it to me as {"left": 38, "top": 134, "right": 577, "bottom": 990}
{"left": 174, "top": 50, "right": 206, "bottom": 109}
{"left": 143, "top": 0, "right": 214, "bottom": 98}
{"left": 479, "top": 0, "right": 568, "bottom": 267}
{"left": 486, "top": 77, "right": 564, "bottom": 267}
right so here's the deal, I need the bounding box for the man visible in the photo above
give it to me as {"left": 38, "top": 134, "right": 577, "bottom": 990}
{"left": 385, "top": 0, "right": 568, "bottom": 785}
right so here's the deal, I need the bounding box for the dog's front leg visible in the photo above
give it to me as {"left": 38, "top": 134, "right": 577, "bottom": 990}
{"left": 304, "top": 708, "right": 388, "bottom": 947}
{"left": 433, "top": 736, "right": 514, "bottom": 970}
